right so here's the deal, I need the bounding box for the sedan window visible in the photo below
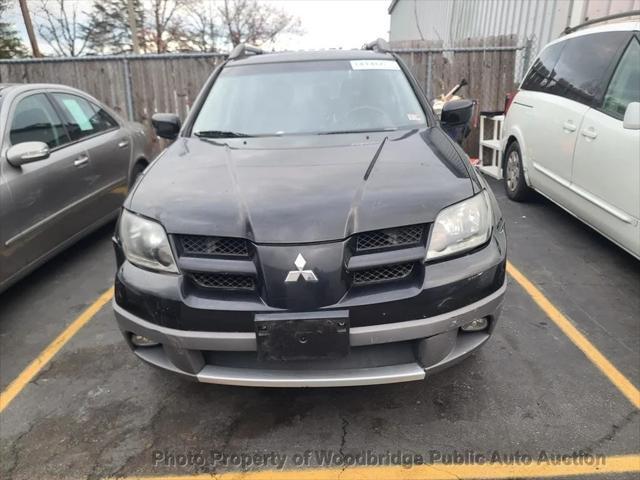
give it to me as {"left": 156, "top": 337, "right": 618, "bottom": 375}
{"left": 9, "top": 93, "right": 70, "bottom": 148}
{"left": 52, "top": 93, "right": 118, "bottom": 141}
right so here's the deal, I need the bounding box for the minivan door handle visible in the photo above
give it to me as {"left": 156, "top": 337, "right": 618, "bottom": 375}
{"left": 73, "top": 154, "right": 89, "bottom": 168}
{"left": 581, "top": 128, "right": 597, "bottom": 140}
{"left": 562, "top": 121, "right": 577, "bottom": 132}
{"left": 118, "top": 139, "right": 130, "bottom": 148}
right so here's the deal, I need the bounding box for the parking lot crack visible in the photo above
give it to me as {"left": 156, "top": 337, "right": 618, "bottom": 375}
{"left": 336, "top": 417, "right": 350, "bottom": 479}
{"left": 338, "top": 417, "right": 348, "bottom": 457}
{"left": 4, "top": 421, "right": 37, "bottom": 480}
{"left": 583, "top": 409, "right": 639, "bottom": 453}
{"left": 429, "top": 463, "right": 463, "bottom": 480}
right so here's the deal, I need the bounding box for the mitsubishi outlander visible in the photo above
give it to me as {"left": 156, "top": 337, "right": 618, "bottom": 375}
{"left": 112, "top": 43, "right": 507, "bottom": 387}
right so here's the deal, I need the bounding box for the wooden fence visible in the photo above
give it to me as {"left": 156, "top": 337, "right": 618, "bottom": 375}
{"left": 392, "top": 35, "right": 522, "bottom": 154}
{"left": 0, "top": 36, "right": 523, "bottom": 156}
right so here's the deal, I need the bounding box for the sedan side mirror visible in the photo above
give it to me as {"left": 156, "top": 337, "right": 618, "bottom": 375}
{"left": 151, "top": 113, "right": 181, "bottom": 140}
{"left": 6, "top": 141, "right": 50, "bottom": 167}
{"left": 623, "top": 102, "right": 640, "bottom": 130}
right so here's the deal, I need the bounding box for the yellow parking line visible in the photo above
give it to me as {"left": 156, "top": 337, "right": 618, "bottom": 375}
{"left": 507, "top": 261, "right": 640, "bottom": 409}
{"left": 0, "top": 287, "right": 114, "bottom": 413}
{"left": 111, "top": 453, "right": 640, "bottom": 479}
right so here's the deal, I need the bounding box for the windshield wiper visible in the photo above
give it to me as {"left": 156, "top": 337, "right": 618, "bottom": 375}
{"left": 194, "top": 130, "right": 253, "bottom": 138}
{"left": 318, "top": 127, "right": 398, "bottom": 135}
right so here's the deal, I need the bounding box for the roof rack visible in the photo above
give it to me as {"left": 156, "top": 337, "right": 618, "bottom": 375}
{"left": 563, "top": 10, "right": 640, "bottom": 35}
{"left": 228, "top": 44, "right": 264, "bottom": 60}
{"left": 363, "top": 38, "right": 390, "bottom": 53}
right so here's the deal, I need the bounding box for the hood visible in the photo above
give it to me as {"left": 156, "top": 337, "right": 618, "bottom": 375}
{"left": 127, "top": 128, "right": 477, "bottom": 243}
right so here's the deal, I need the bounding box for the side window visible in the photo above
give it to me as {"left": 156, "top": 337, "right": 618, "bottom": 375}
{"left": 601, "top": 38, "right": 640, "bottom": 120}
{"left": 546, "top": 31, "right": 630, "bottom": 106}
{"left": 9, "top": 93, "right": 70, "bottom": 148}
{"left": 52, "top": 93, "right": 118, "bottom": 141}
{"left": 521, "top": 41, "right": 564, "bottom": 93}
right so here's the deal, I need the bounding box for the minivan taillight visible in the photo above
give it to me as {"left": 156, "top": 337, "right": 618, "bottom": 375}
{"left": 504, "top": 92, "right": 517, "bottom": 115}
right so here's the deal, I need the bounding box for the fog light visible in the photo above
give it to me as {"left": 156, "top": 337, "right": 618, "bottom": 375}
{"left": 130, "top": 333, "right": 159, "bottom": 347}
{"left": 461, "top": 318, "right": 489, "bottom": 332}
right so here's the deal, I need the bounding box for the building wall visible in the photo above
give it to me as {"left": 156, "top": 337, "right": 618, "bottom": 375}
{"left": 389, "top": 0, "right": 639, "bottom": 49}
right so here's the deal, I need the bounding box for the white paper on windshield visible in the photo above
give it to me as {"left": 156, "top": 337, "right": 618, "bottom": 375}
{"left": 350, "top": 60, "right": 400, "bottom": 70}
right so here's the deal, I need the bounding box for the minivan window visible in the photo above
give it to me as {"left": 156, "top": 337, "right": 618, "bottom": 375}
{"left": 544, "top": 31, "right": 630, "bottom": 106}
{"left": 602, "top": 38, "right": 640, "bottom": 120}
{"left": 52, "top": 93, "right": 118, "bottom": 141}
{"left": 192, "top": 59, "right": 427, "bottom": 136}
{"left": 521, "top": 41, "right": 564, "bottom": 93}
{"left": 10, "top": 93, "right": 70, "bottom": 148}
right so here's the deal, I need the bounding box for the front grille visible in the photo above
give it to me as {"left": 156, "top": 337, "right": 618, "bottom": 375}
{"left": 356, "top": 225, "right": 424, "bottom": 251}
{"left": 352, "top": 263, "right": 414, "bottom": 286}
{"left": 191, "top": 272, "right": 255, "bottom": 291}
{"left": 178, "top": 235, "right": 249, "bottom": 257}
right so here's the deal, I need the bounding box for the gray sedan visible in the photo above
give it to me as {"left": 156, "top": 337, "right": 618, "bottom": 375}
{"left": 0, "top": 83, "right": 153, "bottom": 292}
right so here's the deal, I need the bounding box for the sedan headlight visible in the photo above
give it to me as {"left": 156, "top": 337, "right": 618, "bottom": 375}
{"left": 426, "top": 190, "right": 492, "bottom": 260}
{"left": 119, "top": 210, "right": 178, "bottom": 273}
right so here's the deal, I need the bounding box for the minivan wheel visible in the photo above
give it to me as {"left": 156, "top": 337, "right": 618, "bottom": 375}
{"left": 504, "top": 141, "right": 530, "bottom": 201}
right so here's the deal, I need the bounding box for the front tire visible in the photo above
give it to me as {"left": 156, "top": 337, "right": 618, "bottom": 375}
{"left": 129, "top": 161, "right": 147, "bottom": 189}
{"left": 504, "top": 141, "right": 531, "bottom": 201}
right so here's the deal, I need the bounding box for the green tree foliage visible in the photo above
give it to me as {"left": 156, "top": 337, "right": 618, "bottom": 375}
{"left": 0, "top": 0, "right": 27, "bottom": 58}
{"left": 85, "top": 0, "right": 146, "bottom": 54}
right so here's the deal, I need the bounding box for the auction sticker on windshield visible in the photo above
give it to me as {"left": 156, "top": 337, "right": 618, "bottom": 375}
{"left": 350, "top": 60, "right": 400, "bottom": 70}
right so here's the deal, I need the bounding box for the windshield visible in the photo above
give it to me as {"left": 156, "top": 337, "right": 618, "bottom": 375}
{"left": 191, "top": 59, "right": 427, "bottom": 137}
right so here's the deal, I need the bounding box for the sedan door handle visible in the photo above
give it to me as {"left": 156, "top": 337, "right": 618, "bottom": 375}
{"left": 74, "top": 155, "right": 89, "bottom": 168}
{"left": 118, "top": 139, "right": 130, "bottom": 148}
{"left": 562, "top": 121, "right": 577, "bottom": 132}
{"left": 581, "top": 128, "right": 597, "bottom": 140}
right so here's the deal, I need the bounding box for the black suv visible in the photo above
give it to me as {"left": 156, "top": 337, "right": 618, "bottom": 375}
{"left": 112, "top": 43, "right": 507, "bottom": 387}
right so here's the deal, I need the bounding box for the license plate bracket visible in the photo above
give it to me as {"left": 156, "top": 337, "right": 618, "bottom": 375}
{"left": 255, "top": 311, "right": 349, "bottom": 361}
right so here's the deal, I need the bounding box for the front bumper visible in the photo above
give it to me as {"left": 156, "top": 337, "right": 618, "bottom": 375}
{"left": 114, "top": 279, "right": 505, "bottom": 387}
{"left": 114, "top": 225, "right": 506, "bottom": 387}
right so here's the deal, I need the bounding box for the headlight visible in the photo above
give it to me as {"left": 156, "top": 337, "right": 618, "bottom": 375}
{"left": 119, "top": 210, "right": 178, "bottom": 273}
{"left": 426, "top": 190, "right": 492, "bottom": 260}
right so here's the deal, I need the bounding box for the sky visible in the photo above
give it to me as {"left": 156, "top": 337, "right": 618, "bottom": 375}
{"left": 265, "top": 1, "right": 391, "bottom": 50}
{"left": 7, "top": 0, "right": 392, "bottom": 54}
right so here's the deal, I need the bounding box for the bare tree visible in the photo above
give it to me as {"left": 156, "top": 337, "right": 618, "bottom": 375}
{"left": 185, "top": 0, "right": 220, "bottom": 52}
{"left": 219, "top": 0, "right": 301, "bottom": 47}
{"left": 35, "top": 0, "right": 92, "bottom": 57}
{"left": 145, "top": 0, "right": 185, "bottom": 53}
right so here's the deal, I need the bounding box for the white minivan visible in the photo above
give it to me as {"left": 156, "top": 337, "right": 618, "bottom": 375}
{"left": 502, "top": 21, "right": 639, "bottom": 258}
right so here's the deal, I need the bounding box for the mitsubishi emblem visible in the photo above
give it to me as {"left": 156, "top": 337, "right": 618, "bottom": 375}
{"left": 285, "top": 254, "right": 318, "bottom": 283}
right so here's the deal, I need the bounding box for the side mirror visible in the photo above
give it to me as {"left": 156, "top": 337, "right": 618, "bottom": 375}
{"left": 151, "top": 113, "right": 181, "bottom": 140}
{"left": 441, "top": 99, "right": 474, "bottom": 144}
{"left": 441, "top": 99, "right": 474, "bottom": 126}
{"left": 6, "top": 141, "right": 50, "bottom": 167}
{"left": 623, "top": 102, "right": 640, "bottom": 130}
